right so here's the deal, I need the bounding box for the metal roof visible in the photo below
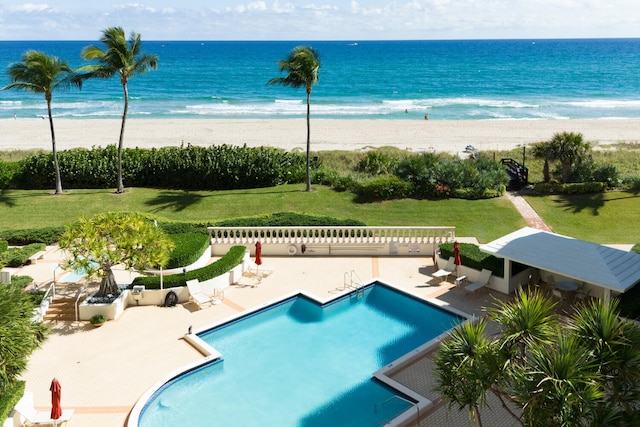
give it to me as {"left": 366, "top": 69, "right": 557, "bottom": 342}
{"left": 480, "top": 227, "right": 640, "bottom": 293}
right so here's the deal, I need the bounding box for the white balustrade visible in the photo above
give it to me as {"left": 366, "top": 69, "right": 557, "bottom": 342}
{"left": 207, "top": 226, "right": 455, "bottom": 257}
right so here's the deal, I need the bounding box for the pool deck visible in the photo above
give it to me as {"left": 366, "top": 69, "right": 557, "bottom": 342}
{"left": 14, "top": 243, "right": 518, "bottom": 427}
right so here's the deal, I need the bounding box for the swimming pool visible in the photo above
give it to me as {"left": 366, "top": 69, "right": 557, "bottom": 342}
{"left": 134, "top": 283, "right": 465, "bottom": 426}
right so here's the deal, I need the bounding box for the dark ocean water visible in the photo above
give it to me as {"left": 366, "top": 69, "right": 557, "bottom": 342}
{"left": 1, "top": 39, "right": 639, "bottom": 120}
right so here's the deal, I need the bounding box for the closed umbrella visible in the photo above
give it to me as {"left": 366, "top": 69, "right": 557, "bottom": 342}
{"left": 255, "top": 241, "right": 262, "bottom": 266}
{"left": 453, "top": 241, "right": 462, "bottom": 275}
{"left": 50, "top": 378, "right": 62, "bottom": 421}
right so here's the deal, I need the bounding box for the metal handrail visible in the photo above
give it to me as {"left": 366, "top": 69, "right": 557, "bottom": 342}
{"left": 74, "top": 286, "right": 86, "bottom": 322}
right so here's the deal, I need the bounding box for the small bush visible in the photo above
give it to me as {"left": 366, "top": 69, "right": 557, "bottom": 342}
{"left": 355, "top": 175, "right": 411, "bottom": 201}
{"left": 631, "top": 243, "right": 640, "bottom": 254}
{"left": 131, "top": 245, "right": 247, "bottom": 289}
{"left": 451, "top": 185, "right": 506, "bottom": 200}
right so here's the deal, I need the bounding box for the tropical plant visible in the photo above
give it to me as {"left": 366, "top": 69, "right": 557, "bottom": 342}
{"left": 435, "top": 292, "right": 640, "bottom": 426}
{"left": 268, "top": 46, "right": 321, "bottom": 192}
{"left": 80, "top": 27, "right": 158, "bottom": 193}
{"left": 58, "top": 212, "right": 174, "bottom": 297}
{"left": 549, "top": 131, "right": 591, "bottom": 183}
{"left": 530, "top": 140, "right": 556, "bottom": 183}
{"left": 2, "top": 51, "right": 82, "bottom": 194}
{"left": 0, "top": 283, "right": 48, "bottom": 394}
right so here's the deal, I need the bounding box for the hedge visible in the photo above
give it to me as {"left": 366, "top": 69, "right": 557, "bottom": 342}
{"left": 0, "top": 227, "right": 64, "bottom": 245}
{"left": 17, "top": 145, "right": 306, "bottom": 191}
{"left": 166, "top": 233, "right": 210, "bottom": 269}
{"left": 131, "top": 245, "right": 246, "bottom": 289}
{"left": 533, "top": 181, "right": 607, "bottom": 194}
{"left": 439, "top": 242, "right": 504, "bottom": 278}
{"left": 0, "top": 243, "right": 46, "bottom": 267}
{"left": 0, "top": 240, "right": 7, "bottom": 252}
{"left": 214, "top": 212, "right": 366, "bottom": 227}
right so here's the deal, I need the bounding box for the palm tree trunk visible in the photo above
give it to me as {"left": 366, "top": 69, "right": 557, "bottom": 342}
{"left": 305, "top": 88, "right": 311, "bottom": 192}
{"left": 116, "top": 81, "right": 129, "bottom": 194}
{"left": 46, "top": 97, "right": 63, "bottom": 195}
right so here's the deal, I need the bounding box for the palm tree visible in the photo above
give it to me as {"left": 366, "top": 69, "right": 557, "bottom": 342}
{"left": 549, "top": 131, "right": 591, "bottom": 183}
{"left": 2, "top": 51, "right": 82, "bottom": 194}
{"left": 268, "top": 46, "right": 320, "bottom": 192}
{"left": 80, "top": 27, "right": 158, "bottom": 193}
{"left": 530, "top": 140, "right": 556, "bottom": 183}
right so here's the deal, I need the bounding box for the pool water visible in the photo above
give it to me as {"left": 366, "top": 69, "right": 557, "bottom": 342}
{"left": 138, "top": 284, "right": 463, "bottom": 426}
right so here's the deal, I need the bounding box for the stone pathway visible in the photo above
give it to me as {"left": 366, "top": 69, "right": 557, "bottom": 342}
{"left": 504, "top": 190, "right": 553, "bottom": 232}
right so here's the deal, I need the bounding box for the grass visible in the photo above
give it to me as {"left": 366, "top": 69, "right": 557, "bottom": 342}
{"left": 0, "top": 185, "right": 525, "bottom": 244}
{"left": 524, "top": 190, "right": 640, "bottom": 243}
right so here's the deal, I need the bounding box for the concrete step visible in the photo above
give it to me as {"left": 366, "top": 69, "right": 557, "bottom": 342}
{"left": 44, "top": 297, "right": 83, "bottom": 322}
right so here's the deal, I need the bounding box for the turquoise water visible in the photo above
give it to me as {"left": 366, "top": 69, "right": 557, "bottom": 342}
{"left": 59, "top": 267, "right": 88, "bottom": 283}
{"left": 1, "top": 39, "right": 640, "bottom": 120}
{"left": 138, "top": 284, "right": 464, "bottom": 426}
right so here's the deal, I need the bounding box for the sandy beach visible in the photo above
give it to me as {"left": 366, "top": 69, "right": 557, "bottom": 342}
{"left": 1, "top": 118, "right": 639, "bottom": 154}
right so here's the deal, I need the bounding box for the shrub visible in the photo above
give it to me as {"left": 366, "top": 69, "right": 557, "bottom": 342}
{"left": 451, "top": 185, "right": 506, "bottom": 200}
{"left": 0, "top": 381, "right": 25, "bottom": 421}
{"left": 166, "top": 233, "right": 210, "bottom": 269}
{"left": 0, "top": 240, "right": 7, "bottom": 252}
{"left": 355, "top": 175, "right": 411, "bottom": 201}
{"left": 356, "top": 151, "right": 398, "bottom": 175}
{"left": 631, "top": 243, "right": 640, "bottom": 254}
{"left": 0, "top": 161, "right": 20, "bottom": 189}
{"left": 11, "top": 275, "right": 34, "bottom": 289}
{"left": 131, "top": 245, "right": 247, "bottom": 289}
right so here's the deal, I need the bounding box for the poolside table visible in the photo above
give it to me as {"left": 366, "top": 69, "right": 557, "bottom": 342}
{"left": 556, "top": 281, "right": 579, "bottom": 292}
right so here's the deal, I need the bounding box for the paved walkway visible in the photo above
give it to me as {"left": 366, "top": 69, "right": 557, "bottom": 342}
{"left": 504, "top": 190, "right": 553, "bottom": 232}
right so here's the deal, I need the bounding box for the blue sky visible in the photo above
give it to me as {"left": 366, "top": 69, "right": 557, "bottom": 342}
{"left": 0, "top": 1, "right": 638, "bottom": 40}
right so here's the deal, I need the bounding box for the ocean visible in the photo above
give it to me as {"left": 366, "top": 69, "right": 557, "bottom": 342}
{"left": 1, "top": 39, "right": 639, "bottom": 121}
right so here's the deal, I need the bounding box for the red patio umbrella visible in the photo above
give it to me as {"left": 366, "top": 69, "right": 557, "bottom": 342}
{"left": 255, "top": 241, "right": 262, "bottom": 266}
{"left": 50, "top": 378, "right": 62, "bottom": 421}
{"left": 453, "top": 241, "right": 462, "bottom": 273}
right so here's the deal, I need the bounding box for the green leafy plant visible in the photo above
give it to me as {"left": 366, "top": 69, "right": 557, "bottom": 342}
{"left": 90, "top": 314, "right": 107, "bottom": 325}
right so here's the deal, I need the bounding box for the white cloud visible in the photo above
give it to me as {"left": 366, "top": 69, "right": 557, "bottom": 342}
{"left": 9, "top": 3, "right": 51, "bottom": 13}
{"left": 0, "top": 0, "right": 638, "bottom": 40}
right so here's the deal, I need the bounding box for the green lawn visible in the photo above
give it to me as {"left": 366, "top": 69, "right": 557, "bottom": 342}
{"left": 2, "top": 185, "right": 637, "bottom": 244}
{"left": 0, "top": 185, "right": 525, "bottom": 244}
{"left": 524, "top": 191, "right": 640, "bottom": 244}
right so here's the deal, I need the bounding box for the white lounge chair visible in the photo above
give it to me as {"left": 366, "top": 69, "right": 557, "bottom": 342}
{"left": 432, "top": 257, "right": 456, "bottom": 283}
{"left": 464, "top": 269, "right": 492, "bottom": 297}
{"left": 186, "top": 279, "right": 217, "bottom": 308}
{"left": 243, "top": 260, "right": 275, "bottom": 285}
{"left": 13, "top": 391, "right": 74, "bottom": 426}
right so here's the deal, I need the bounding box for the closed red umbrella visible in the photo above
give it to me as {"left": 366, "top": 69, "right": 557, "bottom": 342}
{"left": 255, "top": 241, "right": 262, "bottom": 266}
{"left": 50, "top": 378, "right": 62, "bottom": 420}
{"left": 453, "top": 241, "right": 462, "bottom": 273}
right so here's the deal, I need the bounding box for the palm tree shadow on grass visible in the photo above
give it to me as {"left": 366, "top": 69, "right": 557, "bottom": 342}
{"left": 0, "top": 189, "right": 17, "bottom": 207}
{"left": 144, "top": 191, "right": 206, "bottom": 213}
{"left": 553, "top": 193, "right": 606, "bottom": 216}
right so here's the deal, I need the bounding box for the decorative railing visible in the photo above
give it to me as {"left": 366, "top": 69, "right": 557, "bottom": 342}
{"left": 207, "top": 226, "right": 455, "bottom": 255}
